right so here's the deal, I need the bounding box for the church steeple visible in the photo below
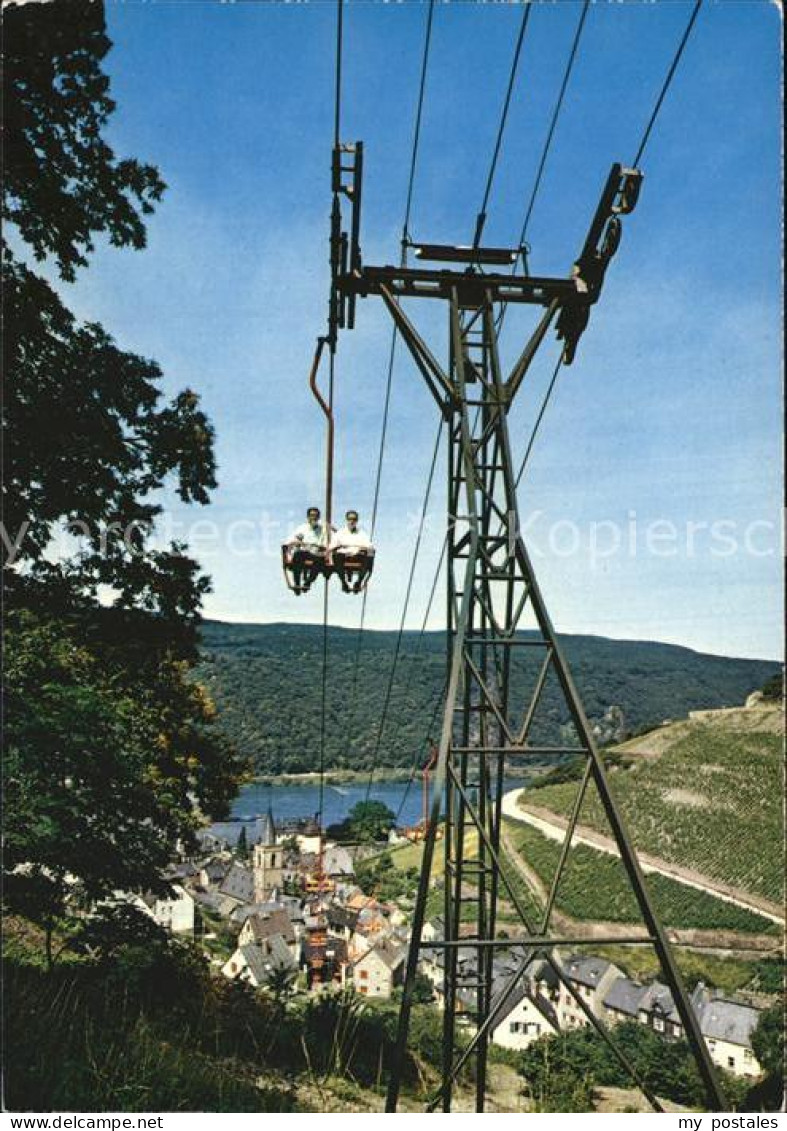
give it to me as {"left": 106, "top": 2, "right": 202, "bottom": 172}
{"left": 252, "top": 803, "right": 282, "bottom": 902}
{"left": 257, "top": 804, "right": 277, "bottom": 847}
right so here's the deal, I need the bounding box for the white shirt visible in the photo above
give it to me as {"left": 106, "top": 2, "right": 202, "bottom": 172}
{"left": 332, "top": 525, "right": 373, "bottom": 551}
{"left": 287, "top": 520, "right": 333, "bottom": 548}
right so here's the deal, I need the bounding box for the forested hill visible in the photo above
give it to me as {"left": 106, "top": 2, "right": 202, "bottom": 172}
{"left": 197, "top": 620, "right": 780, "bottom": 776}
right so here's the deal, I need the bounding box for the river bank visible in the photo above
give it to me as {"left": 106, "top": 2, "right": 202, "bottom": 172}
{"left": 251, "top": 767, "right": 414, "bottom": 787}
{"left": 211, "top": 773, "right": 534, "bottom": 843}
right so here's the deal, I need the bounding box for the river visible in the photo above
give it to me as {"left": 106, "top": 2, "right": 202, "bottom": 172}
{"left": 210, "top": 775, "right": 532, "bottom": 845}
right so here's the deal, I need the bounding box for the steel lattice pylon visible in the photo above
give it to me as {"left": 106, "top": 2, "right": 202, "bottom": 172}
{"left": 330, "top": 148, "right": 727, "bottom": 1113}
{"left": 383, "top": 293, "right": 724, "bottom": 1112}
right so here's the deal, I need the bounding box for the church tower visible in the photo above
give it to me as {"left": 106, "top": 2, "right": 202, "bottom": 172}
{"left": 253, "top": 805, "right": 283, "bottom": 902}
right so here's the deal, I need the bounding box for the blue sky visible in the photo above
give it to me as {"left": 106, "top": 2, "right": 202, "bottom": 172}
{"left": 61, "top": 0, "right": 781, "bottom": 659}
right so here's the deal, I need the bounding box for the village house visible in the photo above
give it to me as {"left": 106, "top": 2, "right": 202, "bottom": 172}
{"left": 636, "top": 982, "right": 686, "bottom": 1040}
{"left": 296, "top": 832, "right": 322, "bottom": 855}
{"left": 230, "top": 900, "right": 285, "bottom": 928}
{"left": 603, "top": 974, "right": 650, "bottom": 1027}
{"left": 195, "top": 856, "right": 229, "bottom": 890}
{"left": 532, "top": 954, "right": 623, "bottom": 1030}
{"left": 323, "top": 844, "right": 355, "bottom": 881}
{"left": 238, "top": 908, "right": 298, "bottom": 958}
{"left": 325, "top": 903, "right": 360, "bottom": 946}
{"left": 489, "top": 984, "right": 559, "bottom": 1051}
{"left": 352, "top": 938, "right": 406, "bottom": 999}
{"left": 696, "top": 990, "right": 763, "bottom": 1078}
{"left": 110, "top": 885, "right": 195, "bottom": 935}
{"left": 302, "top": 928, "right": 349, "bottom": 990}
{"left": 603, "top": 973, "right": 764, "bottom": 1078}
{"left": 222, "top": 935, "right": 296, "bottom": 989}
{"left": 218, "top": 862, "right": 256, "bottom": 911}
{"left": 141, "top": 884, "right": 195, "bottom": 934}
{"left": 603, "top": 973, "right": 687, "bottom": 1040}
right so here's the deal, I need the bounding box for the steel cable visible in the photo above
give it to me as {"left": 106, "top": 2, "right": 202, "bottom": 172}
{"left": 505, "top": 0, "right": 704, "bottom": 499}
{"left": 346, "top": 0, "right": 436, "bottom": 744}
{"left": 514, "top": 353, "right": 563, "bottom": 488}
{"left": 632, "top": 0, "right": 704, "bottom": 167}
{"left": 517, "top": 0, "right": 591, "bottom": 251}
{"left": 317, "top": 0, "right": 344, "bottom": 850}
{"left": 363, "top": 419, "right": 443, "bottom": 804}
{"left": 472, "top": 4, "right": 533, "bottom": 248}
{"left": 394, "top": 675, "right": 447, "bottom": 827}
{"left": 496, "top": 0, "right": 590, "bottom": 337}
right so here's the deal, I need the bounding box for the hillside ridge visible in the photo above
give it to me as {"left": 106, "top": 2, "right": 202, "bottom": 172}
{"left": 197, "top": 619, "right": 780, "bottom": 776}
{"left": 201, "top": 619, "right": 778, "bottom": 662}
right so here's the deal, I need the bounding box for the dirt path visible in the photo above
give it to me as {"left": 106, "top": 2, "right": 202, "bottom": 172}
{"left": 501, "top": 789, "right": 784, "bottom": 926}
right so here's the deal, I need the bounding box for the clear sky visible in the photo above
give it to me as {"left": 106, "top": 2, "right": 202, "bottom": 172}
{"left": 61, "top": 0, "right": 782, "bottom": 660}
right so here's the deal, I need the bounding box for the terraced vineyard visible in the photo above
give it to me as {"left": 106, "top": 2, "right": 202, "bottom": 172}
{"left": 387, "top": 813, "right": 776, "bottom": 936}
{"left": 521, "top": 709, "right": 784, "bottom": 904}
{"left": 502, "top": 821, "right": 779, "bottom": 935}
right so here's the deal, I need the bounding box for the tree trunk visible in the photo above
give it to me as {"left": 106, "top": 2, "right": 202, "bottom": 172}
{"left": 44, "top": 920, "right": 54, "bottom": 972}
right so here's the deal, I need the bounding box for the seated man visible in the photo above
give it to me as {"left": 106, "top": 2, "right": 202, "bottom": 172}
{"left": 331, "top": 510, "right": 374, "bottom": 593}
{"left": 285, "top": 506, "right": 333, "bottom": 593}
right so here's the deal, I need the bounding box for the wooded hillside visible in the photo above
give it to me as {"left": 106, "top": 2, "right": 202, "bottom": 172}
{"left": 197, "top": 620, "right": 779, "bottom": 775}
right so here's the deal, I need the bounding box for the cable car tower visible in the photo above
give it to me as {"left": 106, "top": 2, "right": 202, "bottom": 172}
{"left": 323, "top": 142, "right": 726, "bottom": 1113}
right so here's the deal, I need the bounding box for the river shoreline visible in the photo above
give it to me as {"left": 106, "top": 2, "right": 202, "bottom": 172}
{"left": 251, "top": 768, "right": 414, "bottom": 787}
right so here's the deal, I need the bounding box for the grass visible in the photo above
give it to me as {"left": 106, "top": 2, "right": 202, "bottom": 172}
{"left": 3, "top": 959, "right": 296, "bottom": 1112}
{"left": 3, "top": 919, "right": 452, "bottom": 1113}
{"left": 524, "top": 723, "right": 783, "bottom": 903}
{"left": 591, "top": 945, "right": 769, "bottom": 997}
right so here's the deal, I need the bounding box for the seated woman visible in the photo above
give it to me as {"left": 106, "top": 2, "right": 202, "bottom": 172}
{"left": 283, "top": 506, "right": 333, "bottom": 594}
{"left": 331, "top": 509, "right": 375, "bottom": 593}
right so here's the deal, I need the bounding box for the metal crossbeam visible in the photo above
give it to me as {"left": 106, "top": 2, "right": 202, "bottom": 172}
{"left": 339, "top": 264, "right": 577, "bottom": 307}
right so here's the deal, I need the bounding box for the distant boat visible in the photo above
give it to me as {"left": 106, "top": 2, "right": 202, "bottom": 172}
{"left": 330, "top": 785, "right": 349, "bottom": 796}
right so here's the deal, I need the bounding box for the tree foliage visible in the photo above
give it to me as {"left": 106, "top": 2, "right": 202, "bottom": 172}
{"left": 197, "top": 620, "right": 779, "bottom": 776}
{"left": 355, "top": 853, "right": 420, "bottom": 903}
{"left": 751, "top": 1004, "right": 785, "bottom": 1082}
{"left": 4, "top": 609, "right": 243, "bottom": 957}
{"left": 518, "top": 1023, "right": 707, "bottom": 1109}
{"left": 2, "top": 0, "right": 246, "bottom": 942}
{"left": 3, "top": 0, "right": 164, "bottom": 280}
{"left": 329, "top": 801, "right": 396, "bottom": 844}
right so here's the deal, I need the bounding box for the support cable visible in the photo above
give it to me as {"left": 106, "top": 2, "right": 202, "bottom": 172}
{"left": 390, "top": 533, "right": 448, "bottom": 824}
{"left": 363, "top": 419, "right": 443, "bottom": 803}
{"left": 632, "top": 0, "right": 703, "bottom": 167}
{"left": 504, "top": 0, "right": 703, "bottom": 499}
{"left": 514, "top": 353, "right": 563, "bottom": 488}
{"left": 402, "top": 0, "right": 436, "bottom": 253}
{"left": 472, "top": 4, "right": 533, "bottom": 248}
{"left": 316, "top": 0, "right": 344, "bottom": 859}
{"left": 334, "top": 0, "right": 343, "bottom": 149}
{"left": 394, "top": 673, "right": 447, "bottom": 827}
{"left": 346, "top": 0, "right": 435, "bottom": 731}
{"left": 495, "top": 0, "right": 590, "bottom": 336}
{"left": 516, "top": 0, "right": 590, "bottom": 252}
